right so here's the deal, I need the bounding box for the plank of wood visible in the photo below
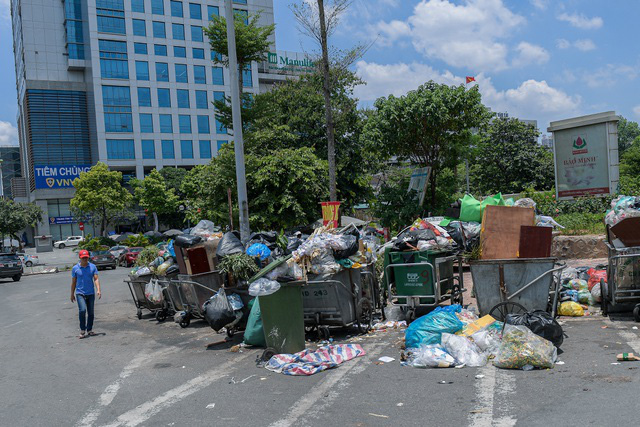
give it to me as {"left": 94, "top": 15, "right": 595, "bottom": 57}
{"left": 480, "top": 205, "right": 535, "bottom": 260}
{"left": 519, "top": 226, "right": 552, "bottom": 258}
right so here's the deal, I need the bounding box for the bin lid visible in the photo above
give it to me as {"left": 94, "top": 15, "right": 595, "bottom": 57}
{"left": 610, "top": 218, "right": 640, "bottom": 248}
{"left": 248, "top": 255, "right": 292, "bottom": 283}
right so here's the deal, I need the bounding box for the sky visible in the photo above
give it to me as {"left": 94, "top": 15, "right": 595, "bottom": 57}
{"left": 1, "top": 0, "right": 639, "bottom": 147}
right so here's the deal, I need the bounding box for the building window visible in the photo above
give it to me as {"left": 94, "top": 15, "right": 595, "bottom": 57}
{"left": 132, "top": 19, "right": 146, "bottom": 36}
{"left": 197, "top": 115, "right": 209, "bottom": 134}
{"left": 154, "top": 44, "right": 167, "bottom": 56}
{"left": 207, "top": 5, "right": 219, "bottom": 19}
{"left": 191, "top": 25, "right": 203, "bottom": 42}
{"left": 151, "top": 0, "right": 164, "bottom": 14}
{"left": 97, "top": 13, "right": 126, "bottom": 35}
{"left": 210, "top": 49, "right": 221, "bottom": 62}
{"left": 103, "top": 85, "right": 133, "bottom": 133}
{"left": 132, "top": 0, "right": 145, "bottom": 13}
{"left": 68, "top": 43, "right": 85, "bottom": 60}
{"left": 215, "top": 117, "right": 226, "bottom": 134}
{"left": 212, "top": 67, "right": 223, "bottom": 85}
{"left": 139, "top": 113, "right": 154, "bottom": 133}
{"left": 157, "top": 88, "right": 171, "bottom": 107}
{"left": 142, "top": 139, "right": 155, "bottom": 159}
{"left": 152, "top": 21, "right": 166, "bottom": 38}
{"left": 65, "top": 0, "right": 85, "bottom": 59}
{"left": 192, "top": 48, "right": 205, "bottom": 59}
{"left": 104, "top": 113, "right": 133, "bottom": 133}
{"left": 175, "top": 64, "right": 188, "bottom": 83}
{"left": 162, "top": 140, "right": 175, "bottom": 159}
{"left": 213, "top": 91, "right": 225, "bottom": 103}
{"left": 138, "top": 87, "right": 151, "bottom": 106}
{"left": 194, "top": 65, "right": 206, "bottom": 84}
{"left": 189, "top": 3, "right": 202, "bottom": 19}
{"left": 195, "top": 90, "right": 208, "bottom": 109}
{"left": 181, "top": 140, "right": 194, "bottom": 159}
{"left": 134, "top": 42, "right": 148, "bottom": 54}
{"left": 233, "top": 0, "right": 248, "bottom": 4}
{"left": 135, "top": 61, "right": 149, "bottom": 80}
{"left": 170, "top": 0, "right": 183, "bottom": 17}
{"left": 216, "top": 140, "right": 227, "bottom": 153}
{"left": 99, "top": 39, "right": 128, "bottom": 79}
{"left": 179, "top": 115, "right": 191, "bottom": 133}
{"left": 235, "top": 8, "right": 248, "bottom": 25}
{"left": 173, "top": 46, "right": 186, "bottom": 58}
{"left": 172, "top": 23, "right": 185, "bottom": 40}
{"left": 242, "top": 67, "right": 252, "bottom": 88}
{"left": 177, "top": 89, "right": 190, "bottom": 108}
{"left": 156, "top": 62, "right": 169, "bottom": 81}
{"left": 159, "top": 115, "right": 173, "bottom": 133}
{"left": 107, "top": 139, "right": 135, "bottom": 159}
{"left": 199, "top": 140, "right": 211, "bottom": 158}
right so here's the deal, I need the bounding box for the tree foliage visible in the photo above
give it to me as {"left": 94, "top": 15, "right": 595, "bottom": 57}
{"left": 0, "top": 199, "right": 43, "bottom": 246}
{"left": 158, "top": 167, "right": 188, "bottom": 197}
{"left": 370, "top": 168, "right": 423, "bottom": 232}
{"left": 130, "top": 169, "right": 180, "bottom": 232}
{"left": 619, "top": 139, "right": 640, "bottom": 194}
{"left": 618, "top": 116, "right": 640, "bottom": 154}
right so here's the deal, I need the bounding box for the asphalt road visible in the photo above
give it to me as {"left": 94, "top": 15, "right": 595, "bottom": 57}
{"left": 1, "top": 269, "right": 640, "bottom": 426}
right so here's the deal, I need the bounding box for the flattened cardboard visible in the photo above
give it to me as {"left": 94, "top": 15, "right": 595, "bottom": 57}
{"left": 519, "top": 226, "right": 552, "bottom": 258}
{"left": 481, "top": 205, "right": 536, "bottom": 260}
{"left": 610, "top": 217, "right": 640, "bottom": 248}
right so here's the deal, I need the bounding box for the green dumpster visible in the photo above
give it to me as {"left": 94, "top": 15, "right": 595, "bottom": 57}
{"left": 259, "top": 281, "right": 306, "bottom": 354}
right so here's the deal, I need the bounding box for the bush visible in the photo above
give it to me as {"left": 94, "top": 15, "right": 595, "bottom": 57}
{"left": 77, "top": 235, "right": 114, "bottom": 252}
{"left": 521, "top": 187, "right": 612, "bottom": 217}
{"left": 554, "top": 213, "right": 605, "bottom": 236}
{"left": 135, "top": 245, "right": 162, "bottom": 268}
{"left": 122, "top": 234, "right": 150, "bottom": 247}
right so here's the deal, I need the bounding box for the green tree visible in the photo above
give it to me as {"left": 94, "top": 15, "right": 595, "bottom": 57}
{"left": 370, "top": 168, "right": 423, "bottom": 232}
{"left": 130, "top": 169, "right": 180, "bottom": 233}
{"left": 471, "top": 118, "right": 554, "bottom": 194}
{"left": 158, "top": 167, "right": 188, "bottom": 197}
{"left": 618, "top": 116, "right": 640, "bottom": 154}
{"left": 70, "top": 162, "right": 133, "bottom": 237}
{"left": 0, "top": 199, "right": 43, "bottom": 248}
{"left": 619, "top": 140, "right": 640, "bottom": 194}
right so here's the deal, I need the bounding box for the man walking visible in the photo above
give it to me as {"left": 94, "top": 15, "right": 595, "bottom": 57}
{"left": 71, "top": 249, "right": 101, "bottom": 339}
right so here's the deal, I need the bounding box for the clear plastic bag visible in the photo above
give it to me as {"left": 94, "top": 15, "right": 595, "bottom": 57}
{"left": 493, "top": 324, "right": 557, "bottom": 370}
{"left": 409, "top": 344, "right": 456, "bottom": 368}
{"left": 144, "top": 279, "right": 163, "bottom": 303}
{"left": 190, "top": 219, "right": 216, "bottom": 237}
{"left": 441, "top": 333, "right": 487, "bottom": 367}
{"left": 471, "top": 329, "right": 501, "bottom": 357}
{"left": 249, "top": 278, "right": 281, "bottom": 297}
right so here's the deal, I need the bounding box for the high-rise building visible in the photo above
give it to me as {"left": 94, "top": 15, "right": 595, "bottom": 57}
{"left": 541, "top": 134, "right": 554, "bottom": 149}
{"left": 0, "top": 144, "right": 22, "bottom": 198}
{"left": 10, "top": 0, "right": 276, "bottom": 241}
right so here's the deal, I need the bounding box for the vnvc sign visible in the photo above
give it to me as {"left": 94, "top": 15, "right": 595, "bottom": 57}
{"left": 34, "top": 165, "right": 92, "bottom": 189}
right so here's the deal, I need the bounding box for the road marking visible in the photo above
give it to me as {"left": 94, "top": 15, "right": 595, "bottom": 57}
{"left": 268, "top": 345, "right": 384, "bottom": 427}
{"left": 3, "top": 320, "right": 23, "bottom": 328}
{"left": 602, "top": 318, "right": 640, "bottom": 353}
{"left": 493, "top": 369, "right": 517, "bottom": 427}
{"left": 469, "top": 365, "right": 497, "bottom": 427}
{"left": 100, "top": 353, "right": 251, "bottom": 427}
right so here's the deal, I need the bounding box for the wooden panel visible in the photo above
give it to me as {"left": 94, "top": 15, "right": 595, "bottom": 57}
{"left": 185, "top": 246, "right": 211, "bottom": 275}
{"left": 480, "top": 205, "right": 535, "bottom": 260}
{"left": 203, "top": 239, "right": 220, "bottom": 270}
{"left": 519, "top": 226, "right": 552, "bottom": 259}
{"left": 610, "top": 217, "right": 640, "bottom": 248}
{"left": 175, "top": 246, "right": 188, "bottom": 275}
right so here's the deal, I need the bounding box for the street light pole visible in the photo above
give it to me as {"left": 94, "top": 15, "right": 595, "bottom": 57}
{"left": 224, "top": 0, "right": 250, "bottom": 242}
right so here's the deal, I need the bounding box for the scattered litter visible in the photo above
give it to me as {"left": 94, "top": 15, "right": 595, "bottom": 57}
{"left": 556, "top": 361, "right": 565, "bottom": 365}
{"left": 266, "top": 344, "right": 366, "bottom": 376}
{"left": 206, "top": 403, "right": 216, "bottom": 409}
{"left": 260, "top": 377, "right": 267, "bottom": 381}
{"left": 617, "top": 353, "right": 640, "bottom": 361}
{"left": 368, "top": 413, "right": 389, "bottom": 419}
{"left": 470, "top": 409, "right": 488, "bottom": 414}
{"left": 438, "top": 380, "right": 453, "bottom": 384}
{"left": 230, "top": 345, "right": 241, "bottom": 353}
{"left": 396, "top": 403, "right": 404, "bottom": 407}
{"left": 182, "top": 366, "right": 185, "bottom": 369}
{"left": 604, "top": 345, "right": 609, "bottom": 348}
{"left": 601, "top": 326, "right": 608, "bottom": 329}
{"left": 373, "top": 320, "right": 408, "bottom": 330}
{"left": 230, "top": 375, "right": 256, "bottom": 384}
{"left": 611, "top": 362, "right": 621, "bottom": 365}
{"left": 378, "top": 356, "right": 395, "bottom": 363}
{"left": 633, "top": 327, "right": 638, "bottom": 330}
{"left": 475, "top": 374, "right": 485, "bottom": 379}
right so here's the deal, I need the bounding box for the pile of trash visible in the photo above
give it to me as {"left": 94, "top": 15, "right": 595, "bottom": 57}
{"left": 392, "top": 218, "right": 457, "bottom": 252}
{"left": 557, "top": 266, "right": 607, "bottom": 316}
{"left": 605, "top": 195, "right": 640, "bottom": 227}
{"left": 403, "top": 305, "right": 561, "bottom": 370}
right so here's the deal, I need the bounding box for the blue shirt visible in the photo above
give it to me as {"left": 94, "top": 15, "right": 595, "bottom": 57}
{"left": 72, "top": 262, "right": 98, "bottom": 295}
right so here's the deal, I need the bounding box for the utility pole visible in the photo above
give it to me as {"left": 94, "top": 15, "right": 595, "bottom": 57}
{"left": 224, "top": 0, "right": 250, "bottom": 241}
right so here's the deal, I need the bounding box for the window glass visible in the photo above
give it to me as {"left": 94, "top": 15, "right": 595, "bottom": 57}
{"left": 139, "top": 113, "right": 154, "bottom": 133}
{"left": 177, "top": 89, "right": 190, "bottom": 108}
{"left": 181, "top": 140, "right": 194, "bottom": 158}
{"left": 189, "top": 3, "right": 202, "bottom": 19}
{"left": 207, "top": 5, "right": 219, "bottom": 19}
{"left": 212, "top": 67, "right": 223, "bottom": 85}
{"left": 138, "top": 87, "right": 151, "bottom": 106}
{"left": 173, "top": 46, "right": 186, "bottom": 58}
{"left": 159, "top": 115, "right": 173, "bottom": 133}
{"left": 194, "top": 65, "right": 206, "bottom": 84}
{"left": 154, "top": 44, "right": 167, "bottom": 56}
{"left": 107, "top": 139, "right": 135, "bottom": 159}
{"left": 179, "top": 115, "right": 191, "bottom": 133}
{"left": 133, "top": 42, "right": 147, "bottom": 54}
{"left": 215, "top": 117, "right": 227, "bottom": 134}
{"left": 152, "top": 21, "right": 166, "bottom": 38}
{"left": 170, "top": 0, "right": 183, "bottom": 17}
{"left": 151, "top": 0, "right": 164, "bottom": 15}
{"left": 199, "top": 140, "right": 211, "bottom": 158}
{"left": 197, "top": 115, "right": 209, "bottom": 134}
{"left": 242, "top": 67, "right": 252, "bottom": 87}
{"left": 156, "top": 62, "right": 169, "bottom": 81}
{"left": 172, "top": 23, "right": 185, "bottom": 40}
{"left": 192, "top": 48, "right": 205, "bottom": 59}
{"left": 162, "top": 140, "right": 175, "bottom": 159}
{"left": 135, "top": 61, "right": 149, "bottom": 80}
{"left": 195, "top": 90, "right": 207, "bottom": 109}
{"left": 191, "top": 25, "right": 203, "bottom": 42}
{"left": 132, "top": 0, "right": 145, "bottom": 13}
{"left": 175, "top": 64, "right": 188, "bottom": 83}
{"left": 142, "top": 140, "right": 155, "bottom": 159}
{"left": 157, "top": 88, "right": 171, "bottom": 107}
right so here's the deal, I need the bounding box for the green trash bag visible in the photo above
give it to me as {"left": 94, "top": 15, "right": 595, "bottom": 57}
{"left": 459, "top": 194, "right": 483, "bottom": 223}
{"left": 243, "top": 298, "right": 266, "bottom": 347}
{"left": 481, "top": 193, "right": 506, "bottom": 211}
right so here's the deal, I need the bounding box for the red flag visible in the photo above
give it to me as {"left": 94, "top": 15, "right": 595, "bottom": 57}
{"left": 466, "top": 76, "right": 476, "bottom": 84}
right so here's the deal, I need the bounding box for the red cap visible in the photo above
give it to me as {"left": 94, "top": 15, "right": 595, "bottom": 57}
{"left": 78, "top": 250, "right": 90, "bottom": 259}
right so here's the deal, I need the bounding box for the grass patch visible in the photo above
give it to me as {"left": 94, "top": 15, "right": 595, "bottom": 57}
{"left": 555, "top": 213, "right": 605, "bottom": 236}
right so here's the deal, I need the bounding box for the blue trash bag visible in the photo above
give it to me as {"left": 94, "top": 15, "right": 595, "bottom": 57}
{"left": 405, "top": 310, "right": 464, "bottom": 349}
{"left": 246, "top": 243, "right": 272, "bottom": 261}
{"left": 167, "top": 239, "right": 176, "bottom": 258}
{"left": 433, "top": 304, "right": 462, "bottom": 314}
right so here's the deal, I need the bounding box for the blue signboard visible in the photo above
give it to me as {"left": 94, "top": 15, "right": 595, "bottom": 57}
{"left": 34, "top": 165, "right": 92, "bottom": 189}
{"left": 49, "top": 216, "right": 77, "bottom": 225}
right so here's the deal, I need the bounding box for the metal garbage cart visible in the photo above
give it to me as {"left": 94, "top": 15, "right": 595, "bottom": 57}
{"left": 124, "top": 274, "right": 172, "bottom": 321}
{"left": 469, "top": 258, "right": 565, "bottom": 320}
{"left": 260, "top": 281, "right": 306, "bottom": 354}
{"left": 171, "top": 271, "right": 222, "bottom": 328}
{"left": 602, "top": 243, "right": 640, "bottom": 320}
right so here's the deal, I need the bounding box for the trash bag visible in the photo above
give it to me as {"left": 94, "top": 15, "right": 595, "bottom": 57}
{"left": 514, "top": 198, "right": 536, "bottom": 209}
{"left": 203, "top": 288, "right": 236, "bottom": 332}
{"left": 216, "top": 231, "right": 245, "bottom": 258}
{"left": 174, "top": 234, "right": 202, "bottom": 248}
{"left": 227, "top": 293, "right": 244, "bottom": 311}
{"left": 405, "top": 310, "right": 464, "bottom": 349}
{"left": 568, "top": 279, "right": 588, "bottom": 291}
{"left": 190, "top": 220, "right": 216, "bottom": 237}
{"left": 591, "top": 282, "right": 602, "bottom": 303}
{"left": 504, "top": 310, "right": 564, "bottom": 348}
{"left": 144, "top": 279, "right": 163, "bottom": 303}
{"left": 470, "top": 328, "right": 501, "bottom": 357}
{"left": 459, "top": 194, "right": 483, "bottom": 223}
{"left": 167, "top": 240, "right": 176, "bottom": 258}
{"left": 494, "top": 324, "right": 557, "bottom": 370}
{"left": 587, "top": 268, "right": 607, "bottom": 292}
{"left": 165, "top": 264, "right": 180, "bottom": 276}
{"left": 333, "top": 235, "right": 359, "bottom": 260}
{"left": 481, "top": 193, "right": 506, "bottom": 212}
{"left": 243, "top": 298, "right": 266, "bottom": 347}
{"left": 393, "top": 235, "right": 419, "bottom": 251}
{"left": 558, "top": 301, "right": 584, "bottom": 317}
{"left": 248, "top": 231, "right": 278, "bottom": 244}
{"left": 441, "top": 333, "right": 487, "bottom": 367}
{"left": 156, "top": 258, "right": 175, "bottom": 276}
{"left": 409, "top": 344, "right": 456, "bottom": 368}
{"left": 249, "top": 278, "right": 281, "bottom": 297}
{"left": 134, "top": 266, "right": 151, "bottom": 276}
{"left": 286, "top": 237, "right": 304, "bottom": 255}
{"left": 578, "top": 290, "right": 591, "bottom": 304}
{"left": 246, "top": 243, "right": 272, "bottom": 261}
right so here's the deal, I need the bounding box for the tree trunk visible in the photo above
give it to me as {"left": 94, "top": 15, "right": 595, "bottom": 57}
{"left": 152, "top": 211, "right": 159, "bottom": 233}
{"left": 317, "top": 0, "right": 338, "bottom": 202}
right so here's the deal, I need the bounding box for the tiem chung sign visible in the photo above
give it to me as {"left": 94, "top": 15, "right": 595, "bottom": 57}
{"left": 34, "top": 165, "right": 92, "bottom": 189}
{"left": 548, "top": 112, "right": 619, "bottom": 200}
{"left": 266, "top": 51, "right": 316, "bottom": 75}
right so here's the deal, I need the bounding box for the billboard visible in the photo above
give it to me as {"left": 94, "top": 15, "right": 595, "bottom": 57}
{"left": 265, "top": 50, "right": 316, "bottom": 75}
{"left": 34, "top": 165, "right": 92, "bottom": 189}
{"left": 408, "top": 167, "right": 432, "bottom": 206}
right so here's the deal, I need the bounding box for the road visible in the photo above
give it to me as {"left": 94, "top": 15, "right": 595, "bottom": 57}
{"left": 1, "top": 269, "right": 640, "bottom": 426}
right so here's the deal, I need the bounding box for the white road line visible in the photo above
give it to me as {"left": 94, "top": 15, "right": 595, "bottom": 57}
{"left": 3, "top": 320, "right": 23, "bottom": 328}
{"left": 602, "top": 318, "right": 640, "bottom": 352}
{"left": 100, "top": 352, "right": 252, "bottom": 427}
{"left": 268, "top": 345, "right": 384, "bottom": 427}
{"left": 469, "top": 365, "right": 497, "bottom": 427}
{"left": 492, "top": 369, "right": 517, "bottom": 427}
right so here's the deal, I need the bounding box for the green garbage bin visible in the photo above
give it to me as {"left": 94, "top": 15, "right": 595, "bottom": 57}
{"left": 259, "top": 281, "right": 306, "bottom": 354}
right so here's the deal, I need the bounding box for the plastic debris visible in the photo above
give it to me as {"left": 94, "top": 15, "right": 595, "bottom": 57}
{"left": 378, "top": 356, "right": 395, "bottom": 363}
{"left": 248, "top": 278, "right": 281, "bottom": 297}
{"left": 493, "top": 325, "right": 557, "bottom": 370}
{"left": 407, "top": 344, "right": 456, "bottom": 368}
{"left": 441, "top": 333, "right": 487, "bottom": 367}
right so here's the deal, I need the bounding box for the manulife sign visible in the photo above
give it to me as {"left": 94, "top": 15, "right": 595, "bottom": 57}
{"left": 265, "top": 50, "right": 316, "bottom": 75}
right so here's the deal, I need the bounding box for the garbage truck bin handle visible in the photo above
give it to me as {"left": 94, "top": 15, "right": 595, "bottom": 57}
{"left": 507, "top": 264, "right": 566, "bottom": 300}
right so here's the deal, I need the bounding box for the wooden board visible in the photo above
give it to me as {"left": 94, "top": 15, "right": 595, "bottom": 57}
{"left": 203, "top": 239, "right": 220, "bottom": 270}
{"left": 610, "top": 217, "right": 640, "bottom": 248}
{"left": 480, "top": 205, "right": 535, "bottom": 260}
{"left": 175, "top": 246, "right": 188, "bottom": 275}
{"left": 518, "top": 226, "right": 552, "bottom": 258}
{"left": 185, "top": 246, "right": 211, "bottom": 275}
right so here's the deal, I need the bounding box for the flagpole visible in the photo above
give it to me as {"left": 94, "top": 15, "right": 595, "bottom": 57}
{"left": 465, "top": 77, "right": 471, "bottom": 194}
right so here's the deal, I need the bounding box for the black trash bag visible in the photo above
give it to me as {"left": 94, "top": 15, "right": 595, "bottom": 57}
{"left": 286, "top": 237, "right": 304, "bottom": 255}
{"left": 216, "top": 231, "right": 245, "bottom": 259}
{"left": 174, "top": 234, "right": 202, "bottom": 248}
{"left": 203, "top": 289, "right": 236, "bottom": 332}
{"left": 505, "top": 310, "right": 564, "bottom": 348}
{"left": 393, "top": 235, "right": 419, "bottom": 251}
{"left": 248, "top": 231, "right": 278, "bottom": 243}
{"left": 165, "top": 265, "right": 180, "bottom": 276}
{"left": 334, "top": 235, "right": 359, "bottom": 260}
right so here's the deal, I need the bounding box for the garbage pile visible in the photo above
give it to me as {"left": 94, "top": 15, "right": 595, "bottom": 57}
{"left": 403, "top": 305, "right": 562, "bottom": 370}
{"left": 605, "top": 195, "right": 640, "bottom": 226}
{"left": 557, "top": 266, "right": 607, "bottom": 316}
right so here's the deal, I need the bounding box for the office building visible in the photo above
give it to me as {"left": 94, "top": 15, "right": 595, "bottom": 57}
{"left": 0, "top": 143, "right": 22, "bottom": 198}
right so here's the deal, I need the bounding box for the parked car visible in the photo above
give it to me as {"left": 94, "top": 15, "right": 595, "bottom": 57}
{"left": 16, "top": 252, "right": 39, "bottom": 267}
{"left": 90, "top": 250, "right": 117, "bottom": 270}
{"left": 54, "top": 236, "right": 83, "bottom": 249}
{"left": 0, "top": 253, "right": 23, "bottom": 282}
{"left": 109, "top": 245, "right": 127, "bottom": 258}
{"left": 118, "top": 247, "right": 143, "bottom": 267}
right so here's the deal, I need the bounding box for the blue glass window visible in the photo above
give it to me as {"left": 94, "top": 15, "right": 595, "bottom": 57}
{"left": 172, "top": 23, "right": 185, "bottom": 40}
{"left": 65, "top": 20, "right": 83, "bottom": 43}
{"left": 139, "top": 113, "right": 154, "bottom": 133}
{"left": 233, "top": 0, "right": 248, "bottom": 4}
{"left": 132, "top": 19, "right": 146, "bottom": 36}
{"left": 142, "top": 140, "right": 155, "bottom": 159}
{"left": 154, "top": 44, "right": 167, "bottom": 56}
{"left": 135, "top": 61, "right": 149, "bottom": 80}
{"left": 212, "top": 67, "right": 223, "bottom": 85}
{"left": 215, "top": 117, "right": 226, "bottom": 134}
{"left": 103, "top": 85, "right": 132, "bottom": 133}
{"left": 152, "top": 21, "right": 166, "bottom": 38}
{"left": 210, "top": 50, "right": 221, "bottom": 62}
{"left": 170, "top": 0, "right": 183, "bottom": 17}
{"left": 157, "top": 88, "right": 171, "bottom": 107}
{"left": 199, "top": 140, "right": 211, "bottom": 158}
{"left": 191, "top": 25, "right": 203, "bottom": 42}
{"left": 100, "top": 60, "right": 129, "bottom": 79}
{"left": 68, "top": 44, "right": 85, "bottom": 60}
{"left": 132, "top": 0, "right": 145, "bottom": 13}
{"left": 134, "top": 42, "right": 148, "bottom": 54}
{"left": 97, "top": 16, "right": 126, "bottom": 34}
{"left": 175, "top": 64, "right": 188, "bottom": 83}
{"left": 197, "top": 115, "right": 209, "bottom": 134}
{"left": 177, "top": 89, "right": 190, "bottom": 108}
{"left": 107, "top": 139, "right": 135, "bottom": 159}
{"left": 242, "top": 67, "right": 252, "bottom": 87}
{"left": 162, "top": 140, "right": 175, "bottom": 159}
{"left": 156, "top": 62, "right": 169, "bottom": 81}
{"left": 104, "top": 113, "right": 133, "bottom": 132}
{"left": 179, "top": 115, "right": 191, "bottom": 133}
{"left": 138, "top": 87, "right": 151, "bottom": 106}
{"left": 159, "top": 115, "right": 173, "bottom": 133}
{"left": 181, "top": 140, "right": 194, "bottom": 159}
{"left": 195, "top": 90, "right": 208, "bottom": 109}
{"left": 207, "top": 5, "right": 219, "bottom": 19}
{"left": 99, "top": 39, "right": 128, "bottom": 79}
{"left": 213, "top": 91, "right": 225, "bottom": 103}
{"left": 216, "top": 140, "right": 227, "bottom": 153}
{"left": 152, "top": 0, "right": 164, "bottom": 14}
{"left": 103, "top": 85, "right": 131, "bottom": 107}
{"left": 173, "top": 46, "right": 186, "bottom": 58}
{"left": 194, "top": 65, "right": 206, "bottom": 84}
{"left": 193, "top": 48, "right": 205, "bottom": 59}
{"left": 189, "top": 3, "right": 202, "bottom": 19}
{"left": 235, "top": 9, "right": 248, "bottom": 25}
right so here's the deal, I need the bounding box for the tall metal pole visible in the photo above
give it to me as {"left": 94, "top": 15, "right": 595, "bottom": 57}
{"left": 224, "top": 0, "right": 250, "bottom": 241}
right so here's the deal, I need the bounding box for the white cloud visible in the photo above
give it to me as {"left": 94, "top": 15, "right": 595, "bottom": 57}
{"left": 583, "top": 64, "right": 638, "bottom": 88}
{"left": 530, "top": 0, "right": 548, "bottom": 10}
{"left": 574, "top": 39, "right": 596, "bottom": 51}
{"left": 557, "top": 13, "right": 603, "bottom": 30}
{"left": 0, "top": 121, "right": 19, "bottom": 146}
{"left": 633, "top": 105, "right": 640, "bottom": 119}
{"left": 0, "top": 0, "right": 10, "bottom": 21}
{"left": 513, "top": 42, "right": 550, "bottom": 67}
{"left": 374, "top": 20, "right": 411, "bottom": 47}
{"left": 556, "top": 39, "right": 571, "bottom": 49}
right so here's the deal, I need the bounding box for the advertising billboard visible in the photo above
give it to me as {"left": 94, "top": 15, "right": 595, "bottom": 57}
{"left": 34, "top": 165, "right": 92, "bottom": 189}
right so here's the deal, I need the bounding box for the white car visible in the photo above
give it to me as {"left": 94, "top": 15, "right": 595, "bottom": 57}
{"left": 16, "top": 252, "right": 40, "bottom": 267}
{"left": 53, "top": 236, "right": 83, "bottom": 249}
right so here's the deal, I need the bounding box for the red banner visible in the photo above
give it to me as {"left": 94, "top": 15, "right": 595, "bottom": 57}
{"left": 320, "top": 201, "right": 341, "bottom": 229}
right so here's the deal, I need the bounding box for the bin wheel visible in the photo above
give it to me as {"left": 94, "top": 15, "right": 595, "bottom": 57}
{"left": 155, "top": 310, "right": 167, "bottom": 322}
{"left": 357, "top": 298, "right": 373, "bottom": 334}
{"left": 489, "top": 301, "right": 528, "bottom": 322}
{"left": 136, "top": 309, "right": 142, "bottom": 320}
{"left": 226, "top": 327, "right": 235, "bottom": 338}
{"left": 179, "top": 316, "right": 191, "bottom": 328}
{"left": 319, "top": 326, "right": 330, "bottom": 341}
{"left": 261, "top": 348, "right": 277, "bottom": 363}
{"left": 633, "top": 305, "right": 640, "bottom": 323}
{"left": 452, "top": 283, "right": 464, "bottom": 306}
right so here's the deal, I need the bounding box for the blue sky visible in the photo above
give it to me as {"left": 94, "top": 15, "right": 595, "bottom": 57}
{"left": 1, "top": 0, "right": 639, "bottom": 146}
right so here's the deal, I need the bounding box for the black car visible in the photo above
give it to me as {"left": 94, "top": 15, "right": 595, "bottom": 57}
{"left": 0, "top": 253, "right": 23, "bottom": 282}
{"left": 90, "top": 250, "right": 117, "bottom": 270}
